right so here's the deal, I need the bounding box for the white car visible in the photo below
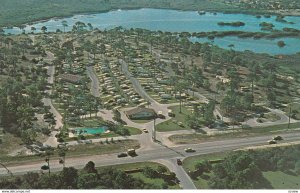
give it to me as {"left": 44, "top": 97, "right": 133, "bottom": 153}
{"left": 185, "top": 148, "right": 196, "bottom": 153}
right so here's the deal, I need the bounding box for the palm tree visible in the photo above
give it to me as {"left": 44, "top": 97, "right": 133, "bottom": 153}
{"left": 41, "top": 26, "right": 47, "bottom": 33}
{"left": 62, "top": 20, "right": 68, "bottom": 33}
{"left": 175, "top": 80, "right": 189, "bottom": 113}
{"left": 31, "top": 26, "right": 36, "bottom": 34}
{"left": 19, "top": 25, "right": 26, "bottom": 34}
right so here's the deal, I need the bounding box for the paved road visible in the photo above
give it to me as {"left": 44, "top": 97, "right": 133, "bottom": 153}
{"left": 42, "top": 51, "right": 63, "bottom": 147}
{"left": 119, "top": 59, "right": 156, "bottom": 104}
{"left": 2, "top": 131, "right": 300, "bottom": 178}
{"left": 86, "top": 66, "right": 100, "bottom": 97}
{"left": 154, "top": 159, "right": 196, "bottom": 189}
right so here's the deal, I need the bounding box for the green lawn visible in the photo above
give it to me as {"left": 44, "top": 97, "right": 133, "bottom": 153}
{"left": 156, "top": 106, "right": 193, "bottom": 132}
{"left": 183, "top": 152, "right": 227, "bottom": 172}
{"left": 169, "top": 122, "right": 300, "bottom": 144}
{"left": 263, "top": 171, "right": 300, "bottom": 189}
{"left": 97, "top": 162, "right": 180, "bottom": 189}
{"left": 68, "top": 117, "right": 105, "bottom": 128}
{"left": 131, "top": 172, "right": 180, "bottom": 189}
{"left": 285, "top": 103, "right": 300, "bottom": 120}
{"left": 0, "top": 132, "right": 23, "bottom": 155}
{"left": 125, "top": 126, "right": 142, "bottom": 135}
{"left": 182, "top": 152, "right": 300, "bottom": 189}
{"left": 1, "top": 140, "right": 140, "bottom": 166}
{"left": 66, "top": 139, "right": 140, "bottom": 156}
{"left": 182, "top": 152, "right": 226, "bottom": 189}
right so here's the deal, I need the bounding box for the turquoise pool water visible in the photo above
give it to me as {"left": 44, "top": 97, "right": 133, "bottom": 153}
{"left": 75, "top": 126, "right": 108, "bottom": 135}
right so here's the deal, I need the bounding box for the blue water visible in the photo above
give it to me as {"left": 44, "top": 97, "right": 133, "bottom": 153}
{"left": 4, "top": 8, "right": 300, "bottom": 55}
{"left": 75, "top": 126, "right": 108, "bottom": 135}
{"left": 191, "top": 36, "right": 300, "bottom": 55}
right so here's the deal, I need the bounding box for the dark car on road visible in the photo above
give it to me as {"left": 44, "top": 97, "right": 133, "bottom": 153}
{"left": 273, "top": 136, "right": 283, "bottom": 141}
{"left": 177, "top": 159, "right": 182, "bottom": 165}
{"left": 268, "top": 140, "right": 277, "bottom": 144}
{"left": 117, "top": 153, "right": 128, "bottom": 158}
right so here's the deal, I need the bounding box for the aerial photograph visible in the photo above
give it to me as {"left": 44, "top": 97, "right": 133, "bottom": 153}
{"left": 0, "top": 0, "right": 300, "bottom": 191}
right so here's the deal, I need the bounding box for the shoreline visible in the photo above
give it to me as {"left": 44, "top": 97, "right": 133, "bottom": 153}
{"left": 1, "top": 7, "right": 300, "bottom": 29}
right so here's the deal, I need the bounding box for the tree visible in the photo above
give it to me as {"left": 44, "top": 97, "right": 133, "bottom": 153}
{"left": 203, "top": 101, "right": 215, "bottom": 125}
{"left": 83, "top": 161, "right": 97, "bottom": 174}
{"left": 241, "top": 93, "right": 253, "bottom": 110}
{"left": 175, "top": 80, "right": 189, "bottom": 113}
{"left": 247, "top": 62, "right": 260, "bottom": 99}
{"left": 195, "top": 160, "right": 211, "bottom": 174}
{"left": 209, "top": 152, "right": 264, "bottom": 189}
{"left": 87, "top": 23, "right": 93, "bottom": 31}
{"left": 31, "top": 27, "right": 36, "bottom": 34}
{"left": 22, "top": 172, "right": 40, "bottom": 188}
{"left": 143, "top": 167, "right": 157, "bottom": 178}
{"left": 227, "top": 67, "right": 240, "bottom": 92}
{"left": 73, "top": 21, "right": 86, "bottom": 33}
{"left": 267, "top": 90, "right": 276, "bottom": 107}
{"left": 37, "top": 173, "right": 62, "bottom": 189}
{"left": 41, "top": 26, "right": 47, "bottom": 33}
{"left": 295, "top": 161, "right": 300, "bottom": 175}
{"left": 62, "top": 20, "right": 68, "bottom": 33}
{"left": 77, "top": 173, "right": 98, "bottom": 189}
{"left": 60, "top": 167, "right": 78, "bottom": 189}
{"left": 157, "top": 166, "right": 167, "bottom": 174}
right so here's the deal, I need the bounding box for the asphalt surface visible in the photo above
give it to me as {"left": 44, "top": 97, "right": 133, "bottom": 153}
{"left": 2, "top": 131, "right": 300, "bottom": 182}
{"left": 119, "top": 59, "right": 156, "bottom": 104}
{"left": 86, "top": 66, "right": 100, "bottom": 97}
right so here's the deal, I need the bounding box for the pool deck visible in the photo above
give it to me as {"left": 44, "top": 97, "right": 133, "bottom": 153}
{"left": 69, "top": 127, "right": 110, "bottom": 138}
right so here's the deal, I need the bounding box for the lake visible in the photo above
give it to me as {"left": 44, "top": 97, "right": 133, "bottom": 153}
{"left": 4, "top": 8, "right": 300, "bottom": 55}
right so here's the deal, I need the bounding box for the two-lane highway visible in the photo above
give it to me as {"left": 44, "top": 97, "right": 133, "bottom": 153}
{"left": 2, "top": 131, "right": 300, "bottom": 176}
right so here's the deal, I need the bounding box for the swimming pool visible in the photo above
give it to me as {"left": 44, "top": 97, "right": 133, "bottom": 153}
{"left": 74, "top": 126, "right": 108, "bottom": 135}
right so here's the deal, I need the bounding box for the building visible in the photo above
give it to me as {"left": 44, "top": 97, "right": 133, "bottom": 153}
{"left": 125, "top": 107, "right": 156, "bottom": 120}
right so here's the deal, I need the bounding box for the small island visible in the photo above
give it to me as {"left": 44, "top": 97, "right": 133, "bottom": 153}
{"left": 217, "top": 21, "right": 245, "bottom": 27}
{"left": 259, "top": 22, "right": 274, "bottom": 31}
{"left": 277, "top": 40, "right": 286, "bottom": 47}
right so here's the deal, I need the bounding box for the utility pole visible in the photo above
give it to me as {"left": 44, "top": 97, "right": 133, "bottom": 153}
{"left": 288, "top": 104, "right": 292, "bottom": 129}
{"left": 152, "top": 117, "right": 156, "bottom": 141}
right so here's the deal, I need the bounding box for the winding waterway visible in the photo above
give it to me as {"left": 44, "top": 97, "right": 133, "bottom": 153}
{"left": 4, "top": 8, "right": 300, "bottom": 55}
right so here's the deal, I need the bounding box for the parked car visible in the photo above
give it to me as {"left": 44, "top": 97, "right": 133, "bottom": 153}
{"left": 143, "top": 129, "right": 148, "bottom": 133}
{"left": 117, "top": 153, "right": 128, "bottom": 158}
{"left": 268, "top": 140, "right": 277, "bottom": 144}
{"left": 185, "top": 148, "right": 196, "bottom": 153}
{"left": 177, "top": 159, "right": 182, "bottom": 165}
{"left": 127, "top": 149, "right": 137, "bottom": 156}
{"left": 273, "top": 136, "right": 283, "bottom": 141}
{"left": 168, "top": 110, "right": 175, "bottom": 117}
{"left": 157, "top": 111, "right": 166, "bottom": 119}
